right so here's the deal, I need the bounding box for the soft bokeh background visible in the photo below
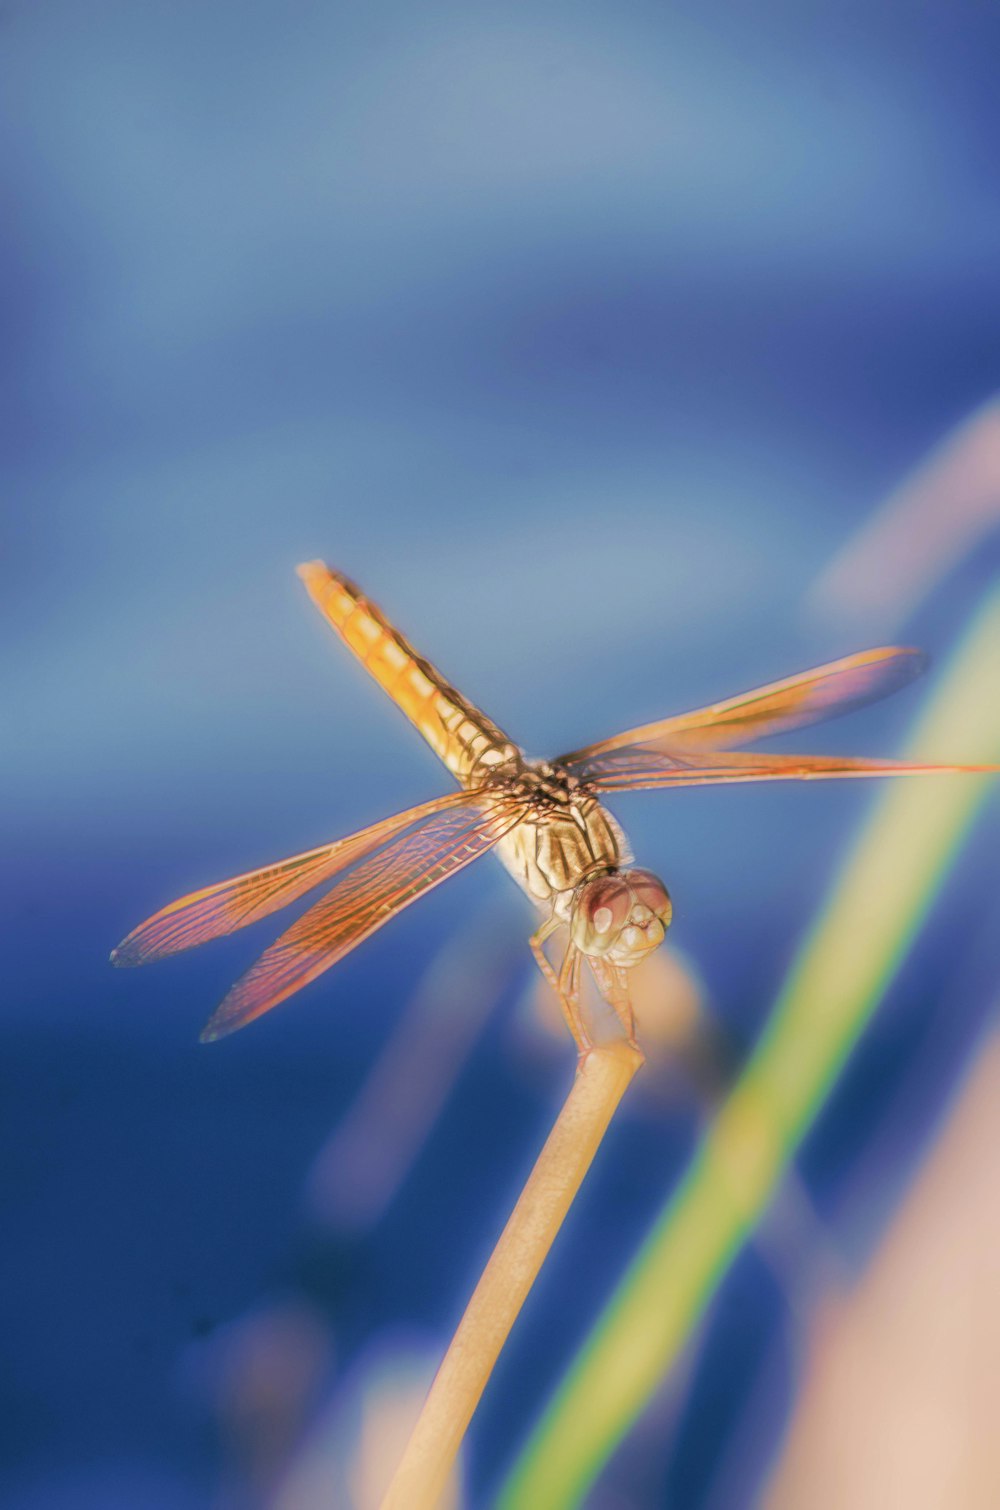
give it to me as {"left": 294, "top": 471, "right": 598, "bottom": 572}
{"left": 3, "top": 3, "right": 999, "bottom": 1507}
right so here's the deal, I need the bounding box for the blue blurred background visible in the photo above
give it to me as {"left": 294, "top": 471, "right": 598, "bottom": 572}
{"left": 3, "top": 2, "right": 999, "bottom": 1506}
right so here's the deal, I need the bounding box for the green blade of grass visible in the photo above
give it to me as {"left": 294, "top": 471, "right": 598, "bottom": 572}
{"left": 499, "top": 586, "right": 1000, "bottom": 1510}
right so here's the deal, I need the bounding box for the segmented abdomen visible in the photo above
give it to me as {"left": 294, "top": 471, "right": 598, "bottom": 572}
{"left": 298, "top": 562, "right": 515, "bottom": 785}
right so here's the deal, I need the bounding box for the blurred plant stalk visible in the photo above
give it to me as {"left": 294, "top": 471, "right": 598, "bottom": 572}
{"left": 811, "top": 396, "right": 1000, "bottom": 630}
{"left": 764, "top": 1034, "right": 1000, "bottom": 1510}
{"left": 500, "top": 582, "right": 1000, "bottom": 1510}
{"left": 305, "top": 902, "right": 519, "bottom": 1234}
{"left": 379, "top": 1038, "right": 644, "bottom": 1510}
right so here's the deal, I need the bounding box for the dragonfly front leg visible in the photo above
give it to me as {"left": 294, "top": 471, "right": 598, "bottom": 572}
{"left": 587, "top": 955, "right": 639, "bottom": 1050}
{"left": 529, "top": 917, "right": 592, "bottom": 1057}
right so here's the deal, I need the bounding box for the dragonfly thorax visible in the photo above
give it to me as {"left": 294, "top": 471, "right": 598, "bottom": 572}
{"left": 493, "top": 760, "right": 625, "bottom": 911}
{"left": 516, "top": 760, "right": 581, "bottom": 806}
{"left": 570, "top": 868, "right": 672, "bottom": 967}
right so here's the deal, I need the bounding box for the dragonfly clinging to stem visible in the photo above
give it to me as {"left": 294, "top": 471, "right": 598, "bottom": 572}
{"left": 112, "top": 563, "right": 997, "bottom": 1055}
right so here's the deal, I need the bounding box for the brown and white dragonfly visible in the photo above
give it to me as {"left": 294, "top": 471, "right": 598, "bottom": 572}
{"left": 112, "top": 562, "right": 995, "bottom": 1053}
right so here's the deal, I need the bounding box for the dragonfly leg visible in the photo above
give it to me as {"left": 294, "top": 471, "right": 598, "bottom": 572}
{"left": 587, "top": 956, "right": 639, "bottom": 1050}
{"left": 530, "top": 918, "right": 592, "bottom": 1056}
{"left": 529, "top": 915, "right": 562, "bottom": 995}
{"left": 558, "top": 943, "right": 589, "bottom": 1060}
{"left": 612, "top": 963, "right": 639, "bottom": 1048}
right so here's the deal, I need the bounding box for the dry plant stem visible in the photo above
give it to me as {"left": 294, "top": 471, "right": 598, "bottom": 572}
{"left": 380, "top": 1038, "right": 644, "bottom": 1510}
{"left": 500, "top": 582, "right": 1000, "bottom": 1510}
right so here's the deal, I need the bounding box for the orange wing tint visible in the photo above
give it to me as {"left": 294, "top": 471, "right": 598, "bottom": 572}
{"left": 558, "top": 648, "right": 928, "bottom": 768}
{"left": 199, "top": 793, "right": 528, "bottom": 1041}
{"left": 111, "top": 791, "right": 494, "bottom": 967}
{"left": 569, "top": 748, "right": 1000, "bottom": 793}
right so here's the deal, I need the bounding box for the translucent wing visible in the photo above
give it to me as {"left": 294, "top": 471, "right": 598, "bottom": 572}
{"left": 557, "top": 648, "right": 929, "bottom": 773}
{"left": 199, "top": 792, "right": 529, "bottom": 1041}
{"left": 570, "top": 747, "right": 998, "bottom": 793}
{"left": 111, "top": 791, "right": 490, "bottom": 967}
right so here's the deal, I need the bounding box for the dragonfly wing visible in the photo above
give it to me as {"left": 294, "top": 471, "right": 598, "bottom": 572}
{"left": 200, "top": 793, "right": 529, "bottom": 1041}
{"left": 573, "top": 747, "right": 999, "bottom": 792}
{"left": 111, "top": 790, "right": 489, "bottom": 967}
{"left": 557, "top": 647, "right": 929, "bottom": 770}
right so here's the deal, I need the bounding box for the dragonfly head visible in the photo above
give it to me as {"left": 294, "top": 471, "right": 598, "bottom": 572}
{"left": 570, "top": 868, "right": 672, "bottom": 967}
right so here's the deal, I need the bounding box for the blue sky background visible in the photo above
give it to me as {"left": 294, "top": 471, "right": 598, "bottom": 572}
{"left": 3, "top": 3, "right": 999, "bottom": 1506}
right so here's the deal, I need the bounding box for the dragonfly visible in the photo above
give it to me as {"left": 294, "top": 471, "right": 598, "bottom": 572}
{"left": 112, "top": 562, "right": 996, "bottom": 1055}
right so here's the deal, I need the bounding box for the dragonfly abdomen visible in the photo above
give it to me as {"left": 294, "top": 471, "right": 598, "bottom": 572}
{"left": 298, "top": 563, "right": 516, "bottom": 784}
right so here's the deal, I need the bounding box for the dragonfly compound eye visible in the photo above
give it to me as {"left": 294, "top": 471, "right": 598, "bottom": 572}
{"left": 626, "top": 869, "right": 673, "bottom": 933}
{"left": 572, "top": 868, "right": 672, "bottom": 966}
{"left": 570, "top": 875, "right": 633, "bottom": 956}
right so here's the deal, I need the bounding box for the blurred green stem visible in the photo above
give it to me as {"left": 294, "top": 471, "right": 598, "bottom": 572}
{"left": 499, "top": 586, "right": 1000, "bottom": 1510}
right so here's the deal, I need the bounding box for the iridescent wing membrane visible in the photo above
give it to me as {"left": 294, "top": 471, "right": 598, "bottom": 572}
{"left": 111, "top": 793, "right": 487, "bottom": 966}
{"left": 556, "top": 647, "right": 979, "bottom": 790}
{"left": 114, "top": 788, "right": 527, "bottom": 1039}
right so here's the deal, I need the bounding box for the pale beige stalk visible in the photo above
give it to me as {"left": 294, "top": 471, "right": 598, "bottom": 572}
{"left": 379, "top": 1039, "right": 644, "bottom": 1510}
